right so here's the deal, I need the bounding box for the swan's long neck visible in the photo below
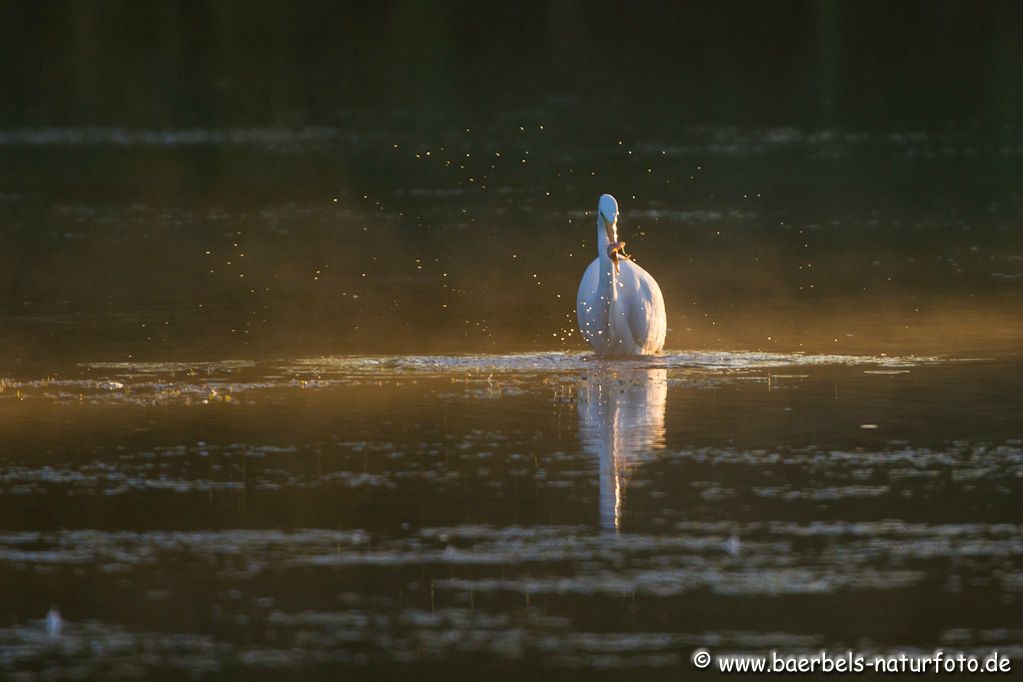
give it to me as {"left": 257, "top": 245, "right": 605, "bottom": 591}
{"left": 596, "top": 217, "right": 618, "bottom": 311}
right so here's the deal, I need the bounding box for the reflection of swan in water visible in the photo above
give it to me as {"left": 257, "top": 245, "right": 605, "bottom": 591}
{"left": 578, "top": 365, "right": 668, "bottom": 531}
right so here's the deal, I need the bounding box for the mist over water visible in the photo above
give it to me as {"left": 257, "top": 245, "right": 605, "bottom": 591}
{"left": 1, "top": 2, "right": 1021, "bottom": 679}
{"left": 2, "top": 4, "right": 1022, "bottom": 366}
{"left": 1, "top": 116, "right": 1020, "bottom": 368}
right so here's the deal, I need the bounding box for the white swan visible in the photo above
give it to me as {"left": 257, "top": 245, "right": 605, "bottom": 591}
{"left": 576, "top": 194, "right": 666, "bottom": 355}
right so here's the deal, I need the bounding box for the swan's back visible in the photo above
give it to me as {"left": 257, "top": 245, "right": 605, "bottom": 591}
{"left": 616, "top": 259, "right": 666, "bottom": 354}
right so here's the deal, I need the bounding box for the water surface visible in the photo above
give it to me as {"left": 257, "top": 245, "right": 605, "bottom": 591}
{"left": 1, "top": 351, "right": 1020, "bottom": 678}
{"left": 1, "top": 79, "right": 1021, "bottom": 680}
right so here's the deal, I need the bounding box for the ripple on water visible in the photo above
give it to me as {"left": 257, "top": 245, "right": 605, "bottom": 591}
{"left": 1, "top": 519, "right": 1020, "bottom": 674}
{"left": 0, "top": 352, "right": 1018, "bottom": 676}
{"left": 0, "top": 351, "right": 944, "bottom": 407}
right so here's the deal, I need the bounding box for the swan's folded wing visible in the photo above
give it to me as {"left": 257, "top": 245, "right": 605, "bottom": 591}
{"left": 627, "top": 269, "right": 667, "bottom": 353}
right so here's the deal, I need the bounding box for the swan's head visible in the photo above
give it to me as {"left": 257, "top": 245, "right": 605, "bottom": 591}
{"left": 598, "top": 194, "right": 619, "bottom": 243}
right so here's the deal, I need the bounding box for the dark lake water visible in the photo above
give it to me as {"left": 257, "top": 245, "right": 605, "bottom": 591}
{"left": 1, "top": 352, "right": 1021, "bottom": 678}
{"left": 1, "top": 112, "right": 1021, "bottom": 679}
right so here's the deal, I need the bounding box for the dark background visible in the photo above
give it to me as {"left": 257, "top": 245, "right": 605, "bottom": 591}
{"left": 3, "top": 0, "right": 1022, "bottom": 130}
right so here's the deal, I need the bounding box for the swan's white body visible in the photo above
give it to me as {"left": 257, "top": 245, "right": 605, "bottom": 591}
{"left": 576, "top": 194, "right": 666, "bottom": 355}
